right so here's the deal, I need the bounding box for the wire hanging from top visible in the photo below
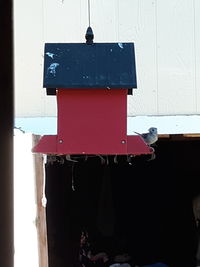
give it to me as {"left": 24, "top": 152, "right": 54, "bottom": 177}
{"left": 88, "top": 0, "right": 91, "bottom": 27}
{"left": 85, "top": 0, "right": 94, "bottom": 44}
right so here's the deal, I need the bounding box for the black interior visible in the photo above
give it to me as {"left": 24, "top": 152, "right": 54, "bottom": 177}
{"left": 45, "top": 139, "right": 200, "bottom": 267}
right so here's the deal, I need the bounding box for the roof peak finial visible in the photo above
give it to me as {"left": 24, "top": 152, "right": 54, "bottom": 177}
{"left": 85, "top": 26, "right": 94, "bottom": 45}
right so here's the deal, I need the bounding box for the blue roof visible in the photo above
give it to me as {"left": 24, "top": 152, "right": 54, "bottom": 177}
{"left": 43, "top": 42, "right": 137, "bottom": 92}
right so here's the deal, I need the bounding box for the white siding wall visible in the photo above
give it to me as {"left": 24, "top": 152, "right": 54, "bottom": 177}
{"left": 14, "top": 0, "right": 200, "bottom": 117}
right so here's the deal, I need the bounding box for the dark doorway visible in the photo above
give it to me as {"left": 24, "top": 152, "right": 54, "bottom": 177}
{"left": 45, "top": 138, "right": 200, "bottom": 267}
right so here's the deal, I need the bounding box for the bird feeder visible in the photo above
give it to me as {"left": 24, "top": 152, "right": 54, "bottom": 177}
{"left": 32, "top": 29, "right": 153, "bottom": 155}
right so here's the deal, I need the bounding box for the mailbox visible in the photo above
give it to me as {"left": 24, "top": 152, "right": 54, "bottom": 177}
{"left": 32, "top": 40, "right": 153, "bottom": 155}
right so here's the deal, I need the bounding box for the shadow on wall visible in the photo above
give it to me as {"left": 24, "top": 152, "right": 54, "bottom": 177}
{"left": 45, "top": 139, "right": 200, "bottom": 267}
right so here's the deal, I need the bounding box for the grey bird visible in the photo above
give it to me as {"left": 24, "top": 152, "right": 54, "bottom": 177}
{"left": 134, "top": 127, "right": 158, "bottom": 145}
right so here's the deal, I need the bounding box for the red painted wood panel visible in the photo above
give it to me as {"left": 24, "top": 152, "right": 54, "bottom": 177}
{"left": 32, "top": 89, "right": 153, "bottom": 155}
{"left": 57, "top": 89, "right": 127, "bottom": 154}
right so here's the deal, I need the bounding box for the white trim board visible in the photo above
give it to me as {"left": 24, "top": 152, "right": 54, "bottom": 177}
{"left": 15, "top": 115, "right": 200, "bottom": 136}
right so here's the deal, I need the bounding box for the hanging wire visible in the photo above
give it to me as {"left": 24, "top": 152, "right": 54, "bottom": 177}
{"left": 88, "top": 0, "right": 91, "bottom": 26}
{"left": 42, "top": 155, "right": 47, "bottom": 207}
{"left": 71, "top": 162, "right": 76, "bottom": 191}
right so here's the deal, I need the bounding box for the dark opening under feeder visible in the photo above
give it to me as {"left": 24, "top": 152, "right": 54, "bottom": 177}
{"left": 32, "top": 27, "right": 153, "bottom": 156}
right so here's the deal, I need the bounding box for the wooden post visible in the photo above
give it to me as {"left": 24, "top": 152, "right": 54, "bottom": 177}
{"left": 33, "top": 135, "right": 49, "bottom": 267}
{"left": 0, "top": 1, "right": 14, "bottom": 266}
